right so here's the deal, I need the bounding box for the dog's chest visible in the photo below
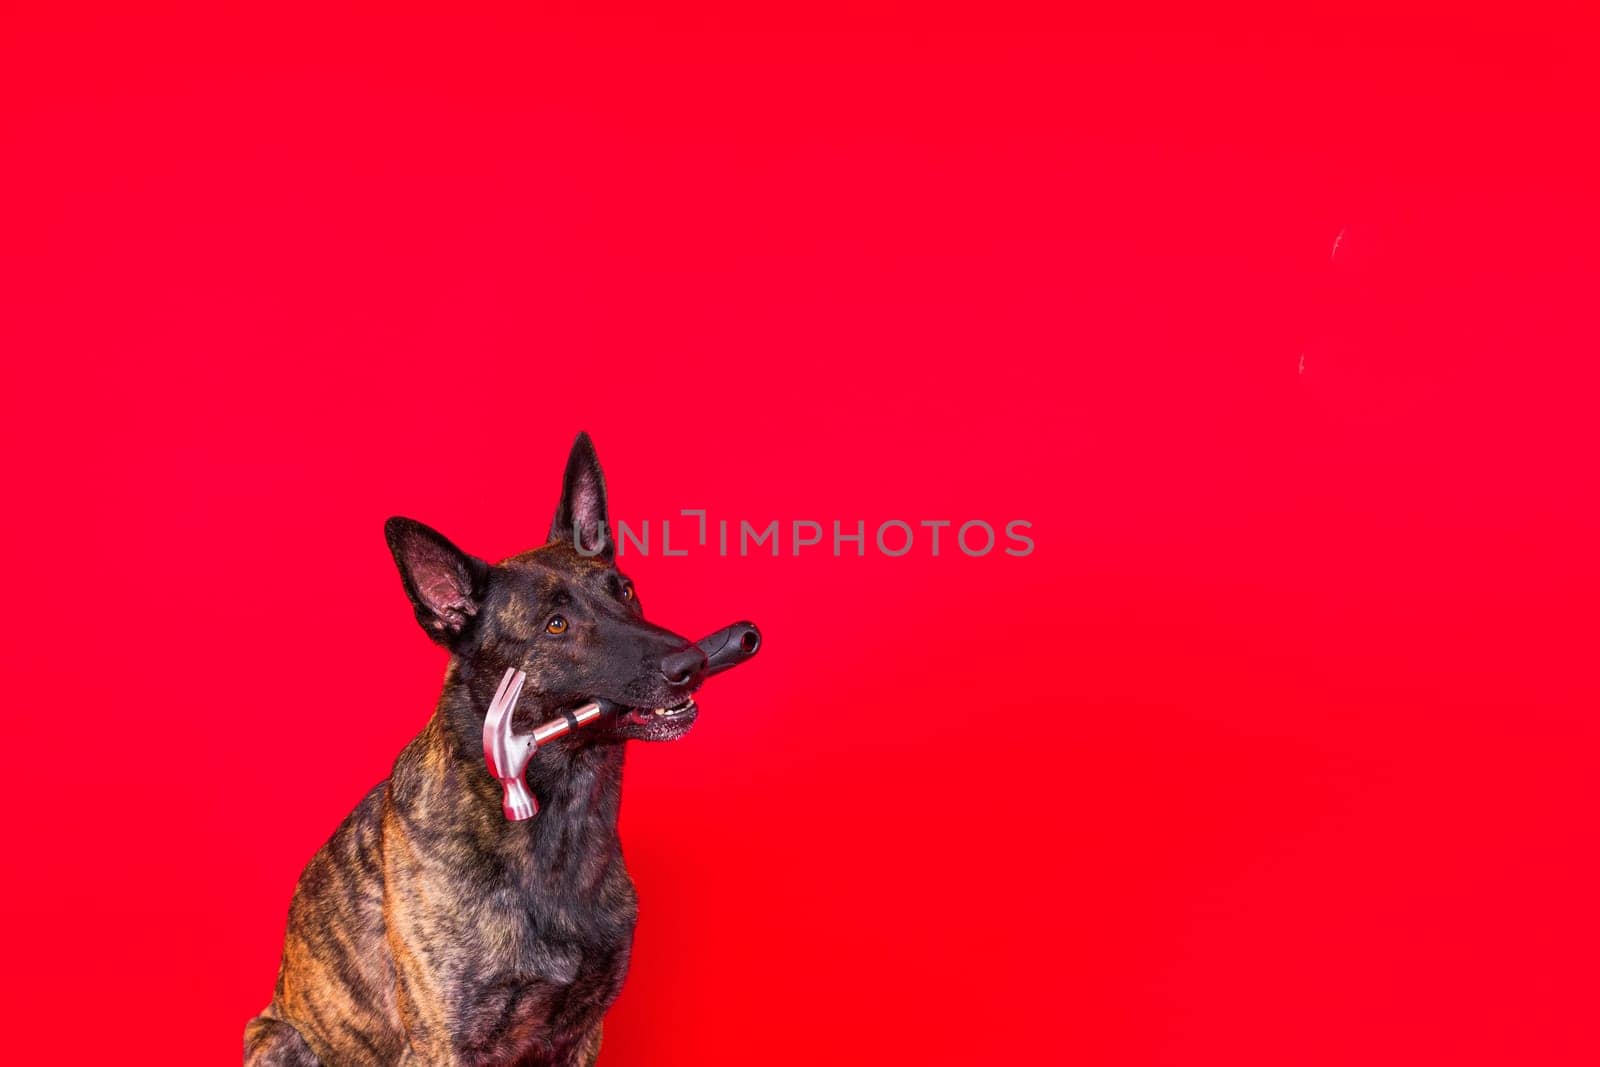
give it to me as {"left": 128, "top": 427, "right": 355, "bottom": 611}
{"left": 459, "top": 868, "right": 637, "bottom": 1055}
{"left": 481, "top": 867, "right": 637, "bottom": 978}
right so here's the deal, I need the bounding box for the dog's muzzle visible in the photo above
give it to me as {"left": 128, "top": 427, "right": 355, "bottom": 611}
{"left": 482, "top": 621, "right": 762, "bottom": 821}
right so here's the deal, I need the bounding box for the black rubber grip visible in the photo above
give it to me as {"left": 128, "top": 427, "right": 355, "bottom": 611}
{"left": 694, "top": 621, "right": 762, "bottom": 677}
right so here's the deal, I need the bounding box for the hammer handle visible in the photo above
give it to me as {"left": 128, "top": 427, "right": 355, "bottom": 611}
{"left": 531, "top": 700, "right": 605, "bottom": 745}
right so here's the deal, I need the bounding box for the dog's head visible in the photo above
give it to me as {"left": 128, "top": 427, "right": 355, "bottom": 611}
{"left": 384, "top": 433, "right": 706, "bottom": 742}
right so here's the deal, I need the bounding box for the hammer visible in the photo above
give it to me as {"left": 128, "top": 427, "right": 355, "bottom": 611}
{"left": 482, "top": 621, "right": 762, "bottom": 821}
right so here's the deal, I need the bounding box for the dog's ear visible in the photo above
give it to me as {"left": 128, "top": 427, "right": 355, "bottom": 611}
{"left": 548, "top": 431, "right": 612, "bottom": 559}
{"left": 384, "top": 517, "right": 492, "bottom": 647}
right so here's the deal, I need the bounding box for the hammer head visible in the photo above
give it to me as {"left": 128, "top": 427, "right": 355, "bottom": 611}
{"left": 483, "top": 667, "right": 538, "bottom": 820}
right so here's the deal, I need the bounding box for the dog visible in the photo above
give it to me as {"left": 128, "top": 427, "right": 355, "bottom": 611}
{"left": 246, "top": 433, "right": 744, "bottom": 1066}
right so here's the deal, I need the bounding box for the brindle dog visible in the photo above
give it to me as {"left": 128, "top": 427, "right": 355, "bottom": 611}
{"left": 246, "top": 434, "right": 727, "bottom": 1066}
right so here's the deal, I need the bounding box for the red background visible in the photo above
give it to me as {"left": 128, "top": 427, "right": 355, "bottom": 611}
{"left": 2, "top": 5, "right": 1597, "bottom": 1064}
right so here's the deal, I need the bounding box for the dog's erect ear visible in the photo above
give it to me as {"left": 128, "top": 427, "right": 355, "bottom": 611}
{"left": 384, "top": 517, "right": 492, "bottom": 647}
{"left": 548, "top": 431, "right": 612, "bottom": 559}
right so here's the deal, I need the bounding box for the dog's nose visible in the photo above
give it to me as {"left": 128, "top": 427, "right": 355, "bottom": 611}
{"left": 659, "top": 646, "right": 707, "bottom": 687}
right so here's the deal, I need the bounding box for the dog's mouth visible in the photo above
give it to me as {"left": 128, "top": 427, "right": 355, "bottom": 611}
{"left": 622, "top": 698, "right": 697, "bottom": 725}
{"left": 605, "top": 695, "right": 699, "bottom": 740}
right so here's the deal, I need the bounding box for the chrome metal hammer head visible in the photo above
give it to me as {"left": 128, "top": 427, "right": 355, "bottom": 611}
{"left": 483, "top": 668, "right": 538, "bottom": 820}
{"left": 483, "top": 668, "right": 608, "bottom": 821}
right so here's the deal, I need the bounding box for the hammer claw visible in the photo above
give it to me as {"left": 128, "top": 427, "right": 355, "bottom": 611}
{"left": 489, "top": 667, "right": 524, "bottom": 716}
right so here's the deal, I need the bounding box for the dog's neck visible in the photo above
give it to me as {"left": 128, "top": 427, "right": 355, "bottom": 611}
{"left": 389, "top": 661, "right": 628, "bottom": 884}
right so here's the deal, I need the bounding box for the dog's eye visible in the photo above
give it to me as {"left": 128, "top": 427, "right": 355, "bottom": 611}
{"left": 545, "top": 615, "right": 569, "bottom": 635}
{"left": 620, "top": 581, "right": 635, "bottom": 602}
